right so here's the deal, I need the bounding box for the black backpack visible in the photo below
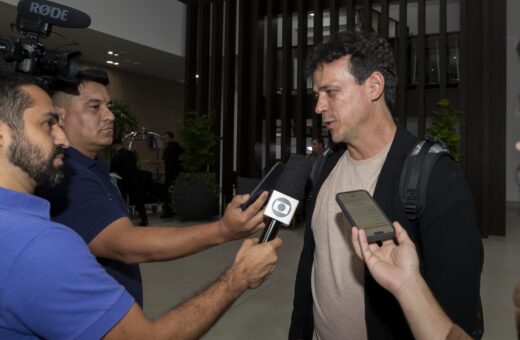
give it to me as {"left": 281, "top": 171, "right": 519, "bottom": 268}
{"left": 399, "top": 134, "right": 451, "bottom": 220}
{"left": 399, "top": 134, "right": 484, "bottom": 339}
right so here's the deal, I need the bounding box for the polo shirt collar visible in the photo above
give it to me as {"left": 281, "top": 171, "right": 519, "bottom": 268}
{"left": 0, "top": 187, "right": 50, "bottom": 220}
{"left": 65, "top": 147, "right": 109, "bottom": 171}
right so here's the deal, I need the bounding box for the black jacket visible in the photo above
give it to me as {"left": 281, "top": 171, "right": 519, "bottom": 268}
{"left": 289, "top": 126, "right": 483, "bottom": 339}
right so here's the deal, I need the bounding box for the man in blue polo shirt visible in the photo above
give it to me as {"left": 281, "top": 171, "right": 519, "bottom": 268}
{"left": 0, "top": 73, "right": 282, "bottom": 338}
{"left": 36, "top": 69, "right": 269, "bottom": 306}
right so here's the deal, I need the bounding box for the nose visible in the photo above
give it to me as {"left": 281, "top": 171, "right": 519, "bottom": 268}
{"left": 53, "top": 125, "right": 70, "bottom": 148}
{"left": 105, "top": 106, "right": 115, "bottom": 122}
{"left": 315, "top": 93, "right": 327, "bottom": 115}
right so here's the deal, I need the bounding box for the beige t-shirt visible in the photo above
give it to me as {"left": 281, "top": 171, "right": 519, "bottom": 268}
{"left": 311, "top": 143, "right": 391, "bottom": 340}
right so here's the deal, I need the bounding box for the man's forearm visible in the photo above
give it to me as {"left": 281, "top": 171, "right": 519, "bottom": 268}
{"left": 121, "top": 221, "right": 229, "bottom": 263}
{"left": 90, "top": 217, "right": 230, "bottom": 264}
{"left": 150, "top": 264, "right": 248, "bottom": 339}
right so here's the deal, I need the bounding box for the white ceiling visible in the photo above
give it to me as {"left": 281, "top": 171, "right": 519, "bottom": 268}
{"left": 0, "top": 1, "right": 185, "bottom": 82}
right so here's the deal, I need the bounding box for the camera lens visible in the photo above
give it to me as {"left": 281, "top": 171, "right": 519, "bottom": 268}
{"left": 0, "top": 37, "right": 15, "bottom": 59}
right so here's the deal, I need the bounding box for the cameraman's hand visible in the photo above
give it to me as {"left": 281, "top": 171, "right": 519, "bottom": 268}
{"left": 230, "top": 237, "right": 283, "bottom": 289}
{"left": 218, "top": 192, "right": 268, "bottom": 240}
{"left": 351, "top": 222, "right": 420, "bottom": 297}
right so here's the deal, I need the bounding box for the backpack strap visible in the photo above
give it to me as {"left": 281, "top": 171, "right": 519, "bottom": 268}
{"left": 399, "top": 134, "right": 451, "bottom": 221}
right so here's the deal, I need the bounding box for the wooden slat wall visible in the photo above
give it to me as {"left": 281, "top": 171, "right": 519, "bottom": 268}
{"left": 236, "top": 0, "right": 252, "bottom": 175}
{"left": 221, "top": 0, "right": 237, "bottom": 201}
{"left": 416, "top": 0, "right": 426, "bottom": 137}
{"left": 264, "top": 0, "right": 277, "bottom": 169}
{"left": 380, "top": 0, "right": 389, "bottom": 39}
{"left": 363, "top": 0, "right": 373, "bottom": 32}
{"left": 249, "top": 0, "right": 263, "bottom": 172}
{"left": 209, "top": 0, "right": 223, "bottom": 175}
{"left": 330, "top": 0, "right": 339, "bottom": 38}
{"left": 312, "top": 0, "right": 323, "bottom": 138}
{"left": 295, "top": 0, "right": 308, "bottom": 156}
{"left": 281, "top": 0, "right": 292, "bottom": 161}
{"left": 397, "top": 0, "right": 408, "bottom": 125}
{"left": 185, "top": 0, "right": 506, "bottom": 235}
{"left": 439, "top": 0, "right": 447, "bottom": 98}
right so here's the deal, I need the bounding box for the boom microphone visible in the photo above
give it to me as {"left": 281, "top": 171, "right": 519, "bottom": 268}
{"left": 259, "top": 154, "right": 312, "bottom": 243}
{"left": 17, "top": 0, "right": 91, "bottom": 29}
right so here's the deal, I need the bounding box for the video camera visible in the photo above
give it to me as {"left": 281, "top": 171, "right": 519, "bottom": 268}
{"left": 0, "top": 0, "right": 91, "bottom": 82}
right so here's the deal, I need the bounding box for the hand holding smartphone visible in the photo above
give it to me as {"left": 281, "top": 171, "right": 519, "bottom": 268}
{"left": 336, "top": 190, "right": 395, "bottom": 243}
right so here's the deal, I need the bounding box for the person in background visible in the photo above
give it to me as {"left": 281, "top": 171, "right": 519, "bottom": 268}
{"left": 110, "top": 144, "right": 149, "bottom": 225}
{"left": 162, "top": 130, "right": 183, "bottom": 217}
{"left": 0, "top": 73, "right": 282, "bottom": 339}
{"left": 37, "top": 68, "right": 270, "bottom": 307}
{"left": 308, "top": 136, "right": 324, "bottom": 160}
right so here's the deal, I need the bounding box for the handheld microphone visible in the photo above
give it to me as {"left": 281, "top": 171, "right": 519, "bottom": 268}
{"left": 17, "top": 0, "right": 91, "bottom": 29}
{"left": 259, "top": 154, "right": 312, "bottom": 243}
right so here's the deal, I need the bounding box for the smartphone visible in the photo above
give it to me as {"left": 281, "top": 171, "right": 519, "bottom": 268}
{"left": 240, "top": 162, "right": 285, "bottom": 210}
{"left": 335, "top": 190, "right": 395, "bottom": 243}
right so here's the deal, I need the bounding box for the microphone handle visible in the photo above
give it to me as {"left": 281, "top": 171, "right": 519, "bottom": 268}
{"left": 259, "top": 218, "right": 280, "bottom": 243}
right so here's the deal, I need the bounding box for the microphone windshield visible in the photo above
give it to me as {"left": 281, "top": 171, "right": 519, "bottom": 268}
{"left": 274, "top": 154, "right": 312, "bottom": 201}
{"left": 17, "top": 0, "right": 91, "bottom": 29}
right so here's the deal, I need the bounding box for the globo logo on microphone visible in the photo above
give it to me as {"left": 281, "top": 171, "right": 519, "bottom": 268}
{"left": 272, "top": 197, "right": 292, "bottom": 217}
{"left": 265, "top": 190, "right": 299, "bottom": 226}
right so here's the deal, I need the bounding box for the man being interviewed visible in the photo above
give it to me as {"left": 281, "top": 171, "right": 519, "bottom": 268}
{"left": 289, "top": 31, "right": 483, "bottom": 339}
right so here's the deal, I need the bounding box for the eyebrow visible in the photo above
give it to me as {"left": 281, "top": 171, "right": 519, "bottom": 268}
{"left": 316, "top": 85, "right": 340, "bottom": 91}
{"left": 85, "top": 99, "right": 102, "bottom": 105}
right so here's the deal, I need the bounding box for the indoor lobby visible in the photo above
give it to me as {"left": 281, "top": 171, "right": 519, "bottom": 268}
{"left": 1, "top": 0, "right": 519, "bottom": 339}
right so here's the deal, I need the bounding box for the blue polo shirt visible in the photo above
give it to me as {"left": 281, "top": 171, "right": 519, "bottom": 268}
{"left": 36, "top": 147, "right": 143, "bottom": 306}
{"left": 0, "top": 187, "right": 134, "bottom": 339}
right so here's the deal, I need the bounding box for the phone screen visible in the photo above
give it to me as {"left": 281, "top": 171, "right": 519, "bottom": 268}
{"left": 336, "top": 190, "right": 395, "bottom": 242}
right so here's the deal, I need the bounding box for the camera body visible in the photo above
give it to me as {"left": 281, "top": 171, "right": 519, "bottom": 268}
{"left": 0, "top": 0, "right": 90, "bottom": 82}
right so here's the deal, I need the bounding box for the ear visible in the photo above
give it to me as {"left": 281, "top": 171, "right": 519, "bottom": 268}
{"left": 55, "top": 106, "right": 66, "bottom": 126}
{"left": 366, "top": 71, "right": 385, "bottom": 103}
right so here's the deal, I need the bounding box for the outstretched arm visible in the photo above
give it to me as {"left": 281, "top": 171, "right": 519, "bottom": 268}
{"left": 351, "top": 222, "right": 469, "bottom": 340}
{"left": 104, "top": 237, "right": 283, "bottom": 339}
{"left": 90, "top": 193, "right": 269, "bottom": 263}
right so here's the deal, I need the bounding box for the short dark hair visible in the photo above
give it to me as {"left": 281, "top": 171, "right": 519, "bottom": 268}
{"left": 51, "top": 68, "right": 110, "bottom": 95}
{"left": 306, "top": 31, "right": 397, "bottom": 109}
{"left": 0, "top": 73, "right": 46, "bottom": 131}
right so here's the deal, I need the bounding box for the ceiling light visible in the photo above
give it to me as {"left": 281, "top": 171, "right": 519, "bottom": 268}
{"left": 113, "top": 53, "right": 119, "bottom": 57}
{"left": 310, "top": 12, "right": 315, "bottom": 16}
{"left": 113, "top": 62, "right": 119, "bottom": 66}
{"left": 195, "top": 74, "right": 199, "bottom": 78}
{"left": 108, "top": 51, "right": 114, "bottom": 55}
{"left": 106, "top": 60, "right": 114, "bottom": 64}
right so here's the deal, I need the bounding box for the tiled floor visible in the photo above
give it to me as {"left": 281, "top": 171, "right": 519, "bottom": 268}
{"left": 140, "top": 207, "right": 520, "bottom": 339}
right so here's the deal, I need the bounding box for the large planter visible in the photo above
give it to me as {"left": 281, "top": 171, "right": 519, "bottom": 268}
{"left": 173, "top": 177, "right": 219, "bottom": 220}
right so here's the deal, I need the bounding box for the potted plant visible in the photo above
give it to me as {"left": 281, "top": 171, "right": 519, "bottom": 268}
{"left": 111, "top": 99, "right": 138, "bottom": 144}
{"left": 426, "top": 98, "right": 464, "bottom": 162}
{"left": 172, "top": 111, "right": 220, "bottom": 220}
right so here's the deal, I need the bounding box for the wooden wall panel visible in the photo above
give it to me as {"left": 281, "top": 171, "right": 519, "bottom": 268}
{"left": 185, "top": 0, "right": 506, "bottom": 235}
